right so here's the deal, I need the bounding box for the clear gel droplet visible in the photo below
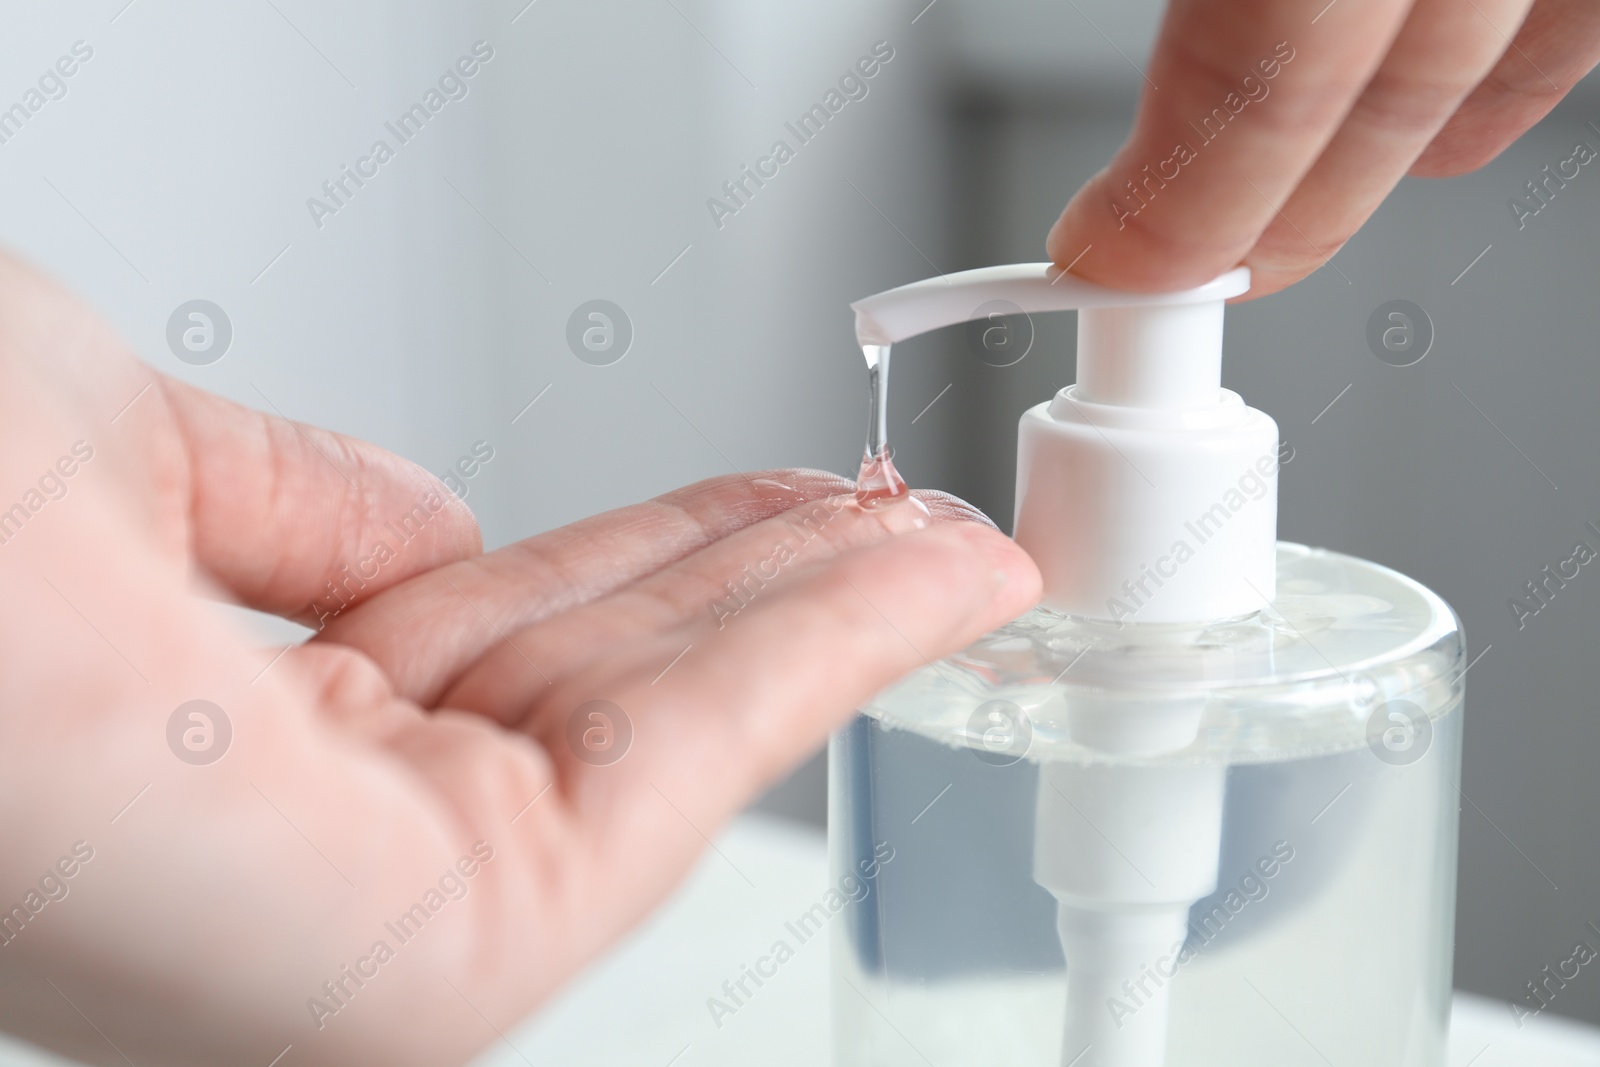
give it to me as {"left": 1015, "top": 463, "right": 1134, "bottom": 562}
{"left": 856, "top": 343, "right": 913, "bottom": 508}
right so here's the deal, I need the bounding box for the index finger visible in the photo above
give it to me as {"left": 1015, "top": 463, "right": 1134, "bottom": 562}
{"left": 1046, "top": 0, "right": 1414, "bottom": 292}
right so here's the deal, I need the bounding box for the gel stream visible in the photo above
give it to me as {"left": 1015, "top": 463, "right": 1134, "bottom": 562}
{"left": 856, "top": 343, "right": 911, "bottom": 507}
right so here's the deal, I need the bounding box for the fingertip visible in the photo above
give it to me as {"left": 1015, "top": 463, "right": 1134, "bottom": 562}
{"left": 1237, "top": 244, "right": 1325, "bottom": 300}
{"left": 1047, "top": 177, "right": 1247, "bottom": 294}
{"left": 431, "top": 475, "right": 485, "bottom": 558}
{"left": 926, "top": 521, "right": 1042, "bottom": 624}
{"left": 1045, "top": 189, "right": 1108, "bottom": 278}
{"left": 1408, "top": 129, "right": 1508, "bottom": 179}
{"left": 362, "top": 447, "right": 485, "bottom": 564}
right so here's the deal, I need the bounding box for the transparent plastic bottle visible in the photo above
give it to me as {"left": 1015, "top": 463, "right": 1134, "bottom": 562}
{"left": 830, "top": 543, "right": 1462, "bottom": 1066}
{"left": 832, "top": 264, "right": 1464, "bottom": 1066}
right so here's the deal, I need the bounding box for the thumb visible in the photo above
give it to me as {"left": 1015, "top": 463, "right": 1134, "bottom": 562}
{"left": 161, "top": 376, "right": 482, "bottom": 624}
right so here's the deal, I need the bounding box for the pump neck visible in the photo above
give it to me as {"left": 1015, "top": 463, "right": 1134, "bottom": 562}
{"left": 1077, "top": 302, "right": 1224, "bottom": 409}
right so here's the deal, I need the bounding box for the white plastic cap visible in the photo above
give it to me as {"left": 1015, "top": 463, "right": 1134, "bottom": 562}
{"left": 851, "top": 263, "right": 1279, "bottom": 624}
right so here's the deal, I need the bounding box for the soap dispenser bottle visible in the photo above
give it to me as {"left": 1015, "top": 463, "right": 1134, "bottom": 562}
{"left": 829, "top": 265, "right": 1463, "bottom": 1067}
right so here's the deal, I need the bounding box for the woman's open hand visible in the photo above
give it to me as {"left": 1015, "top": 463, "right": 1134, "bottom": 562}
{"left": 0, "top": 251, "right": 1039, "bottom": 1066}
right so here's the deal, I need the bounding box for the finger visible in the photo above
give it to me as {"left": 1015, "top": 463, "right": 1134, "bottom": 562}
{"left": 524, "top": 521, "right": 1041, "bottom": 909}
{"left": 323, "top": 468, "right": 998, "bottom": 707}
{"left": 1243, "top": 0, "right": 1534, "bottom": 296}
{"left": 1045, "top": 0, "right": 1414, "bottom": 292}
{"left": 440, "top": 492, "right": 951, "bottom": 722}
{"left": 0, "top": 251, "right": 481, "bottom": 625}
{"left": 316, "top": 469, "right": 851, "bottom": 701}
{"left": 1413, "top": 0, "right": 1600, "bottom": 177}
{"left": 159, "top": 376, "right": 482, "bottom": 622}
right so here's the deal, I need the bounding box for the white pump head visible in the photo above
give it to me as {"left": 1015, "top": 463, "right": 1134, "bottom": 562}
{"left": 851, "top": 263, "right": 1279, "bottom": 624}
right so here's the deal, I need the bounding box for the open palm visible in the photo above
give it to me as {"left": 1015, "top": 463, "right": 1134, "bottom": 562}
{"left": 0, "top": 252, "right": 1038, "bottom": 1066}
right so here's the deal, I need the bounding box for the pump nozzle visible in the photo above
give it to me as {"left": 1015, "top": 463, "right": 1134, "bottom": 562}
{"left": 851, "top": 263, "right": 1277, "bottom": 623}
{"left": 853, "top": 263, "right": 1247, "bottom": 410}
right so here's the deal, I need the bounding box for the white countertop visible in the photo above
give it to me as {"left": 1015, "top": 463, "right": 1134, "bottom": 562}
{"left": 3, "top": 815, "right": 1596, "bottom": 1066}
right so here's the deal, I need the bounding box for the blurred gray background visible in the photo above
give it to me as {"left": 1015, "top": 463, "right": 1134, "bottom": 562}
{"left": 1, "top": 0, "right": 1596, "bottom": 1043}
